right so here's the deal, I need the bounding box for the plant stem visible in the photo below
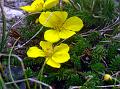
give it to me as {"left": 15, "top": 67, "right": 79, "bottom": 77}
{"left": 0, "top": 74, "right": 7, "bottom": 89}
{"left": 34, "top": 61, "right": 46, "bottom": 89}
{"left": 38, "top": 61, "right": 46, "bottom": 89}
{"left": 21, "top": 61, "right": 31, "bottom": 89}
{"left": 0, "top": 0, "right": 7, "bottom": 52}
{"left": 8, "top": 37, "right": 20, "bottom": 89}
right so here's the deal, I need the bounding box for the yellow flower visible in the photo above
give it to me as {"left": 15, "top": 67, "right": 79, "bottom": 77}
{"left": 27, "top": 41, "right": 70, "bottom": 68}
{"left": 39, "top": 11, "right": 84, "bottom": 43}
{"left": 20, "top": 0, "right": 69, "bottom": 12}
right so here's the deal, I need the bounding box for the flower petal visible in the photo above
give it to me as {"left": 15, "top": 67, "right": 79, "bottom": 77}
{"left": 59, "top": 30, "right": 75, "bottom": 39}
{"left": 35, "top": 18, "right": 39, "bottom": 23}
{"left": 43, "top": 0, "right": 59, "bottom": 9}
{"left": 63, "top": 16, "right": 84, "bottom": 31}
{"left": 27, "top": 46, "right": 45, "bottom": 58}
{"left": 20, "top": 6, "right": 37, "bottom": 12}
{"left": 39, "top": 11, "right": 68, "bottom": 28}
{"left": 54, "top": 43, "right": 69, "bottom": 53}
{"left": 20, "top": 0, "right": 44, "bottom": 12}
{"left": 44, "top": 30, "right": 60, "bottom": 43}
{"left": 46, "top": 58, "right": 61, "bottom": 68}
{"left": 52, "top": 43, "right": 70, "bottom": 63}
{"left": 31, "top": 0, "right": 44, "bottom": 12}
{"left": 52, "top": 52, "right": 70, "bottom": 63}
{"left": 31, "top": 0, "right": 44, "bottom": 7}
{"left": 40, "top": 41, "right": 53, "bottom": 52}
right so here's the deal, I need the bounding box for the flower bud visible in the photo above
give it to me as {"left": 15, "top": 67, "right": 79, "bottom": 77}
{"left": 103, "top": 74, "right": 112, "bottom": 81}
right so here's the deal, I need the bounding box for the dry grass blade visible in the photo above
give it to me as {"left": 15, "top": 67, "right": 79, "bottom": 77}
{"left": 5, "top": 78, "right": 53, "bottom": 89}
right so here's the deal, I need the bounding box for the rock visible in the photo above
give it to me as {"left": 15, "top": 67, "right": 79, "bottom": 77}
{"left": 4, "top": 0, "right": 29, "bottom": 8}
{"left": 0, "top": 6, "right": 25, "bottom": 30}
{"left": 0, "top": 22, "right": 10, "bottom": 30}
{"left": 3, "top": 6, "right": 25, "bottom": 20}
{"left": 5, "top": 0, "right": 18, "bottom": 2}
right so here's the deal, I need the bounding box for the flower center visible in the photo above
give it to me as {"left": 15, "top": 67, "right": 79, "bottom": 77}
{"left": 54, "top": 22, "right": 65, "bottom": 31}
{"left": 44, "top": 48, "right": 53, "bottom": 57}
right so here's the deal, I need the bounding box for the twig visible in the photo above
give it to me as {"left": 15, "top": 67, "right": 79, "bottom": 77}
{"left": 11, "top": 12, "right": 41, "bottom": 28}
{"left": 11, "top": 15, "right": 25, "bottom": 28}
{"left": 112, "top": 71, "right": 120, "bottom": 77}
{"left": 81, "top": 16, "right": 120, "bottom": 37}
{"left": 5, "top": 78, "right": 29, "bottom": 85}
{"left": 69, "top": 84, "right": 120, "bottom": 89}
{"left": 69, "top": 0, "right": 80, "bottom": 10}
{"left": 100, "top": 16, "right": 120, "bottom": 31}
{"left": 5, "top": 78, "right": 53, "bottom": 89}
{"left": 102, "top": 58, "right": 108, "bottom": 68}
{"left": 59, "top": 0, "right": 63, "bottom": 9}
{"left": 29, "top": 78, "right": 52, "bottom": 89}
{"left": 15, "top": 26, "right": 43, "bottom": 50}
{"left": 96, "top": 84, "right": 120, "bottom": 88}
{"left": 81, "top": 26, "right": 99, "bottom": 36}
{"left": 69, "top": 86, "right": 81, "bottom": 89}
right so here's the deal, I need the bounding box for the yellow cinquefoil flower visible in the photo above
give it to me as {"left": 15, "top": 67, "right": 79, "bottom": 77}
{"left": 20, "top": 0, "right": 69, "bottom": 12}
{"left": 39, "top": 11, "right": 84, "bottom": 43}
{"left": 27, "top": 41, "right": 70, "bottom": 68}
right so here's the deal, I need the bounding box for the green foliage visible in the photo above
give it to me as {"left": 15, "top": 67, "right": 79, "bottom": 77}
{"left": 70, "top": 53, "right": 81, "bottom": 70}
{"left": 86, "top": 31, "right": 100, "bottom": 45}
{"left": 109, "top": 55, "right": 120, "bottom": 71}
{"left": 20, "top": 14, "right": 44, "bottom": 40}
{"left": 1, "top": 0, "right": 120, "bottom": 88}
{"left": 1, "top": 56, "right": 21, "bottom": 66}
{"left": 101, "top": 0, "right": 116, "bottom": 20}
{"left": 112, "top": 25, "right": 120, "bottom": 37}
{"left": 65, "top": 0, "right": 117, "bottom": 28}
{"left": 42, "top": 68, "right": 84, "bottom": 88}
{"left": 91, "top": 45, "right": 105, "bottom": 63}
{"left": 90, "top": 63, "right": 105, "bottom": 72}
{"left": 80, "top": 72, "right": 101, "bottom": 89}
{"left": 106, "top": 43, "right": 120, "bottom": 60}
{"left": 70, "top": 35, "right": 91, "bottom": 70}
{"left": 70, "top": 35, "right": 90, "bottom": 55}
{"left": 25, "top": 67, "right": 34, "bottom": 77}
{"left": 65, "top": 72, "right": 84, "bottom": 88}
{"left": 20, "top": 24, "right": 43, "bottom": 40}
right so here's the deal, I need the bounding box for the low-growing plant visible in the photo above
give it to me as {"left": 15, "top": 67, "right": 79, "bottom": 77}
{"left": 0, "top": 0, "right": 120, "bottom": 89}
